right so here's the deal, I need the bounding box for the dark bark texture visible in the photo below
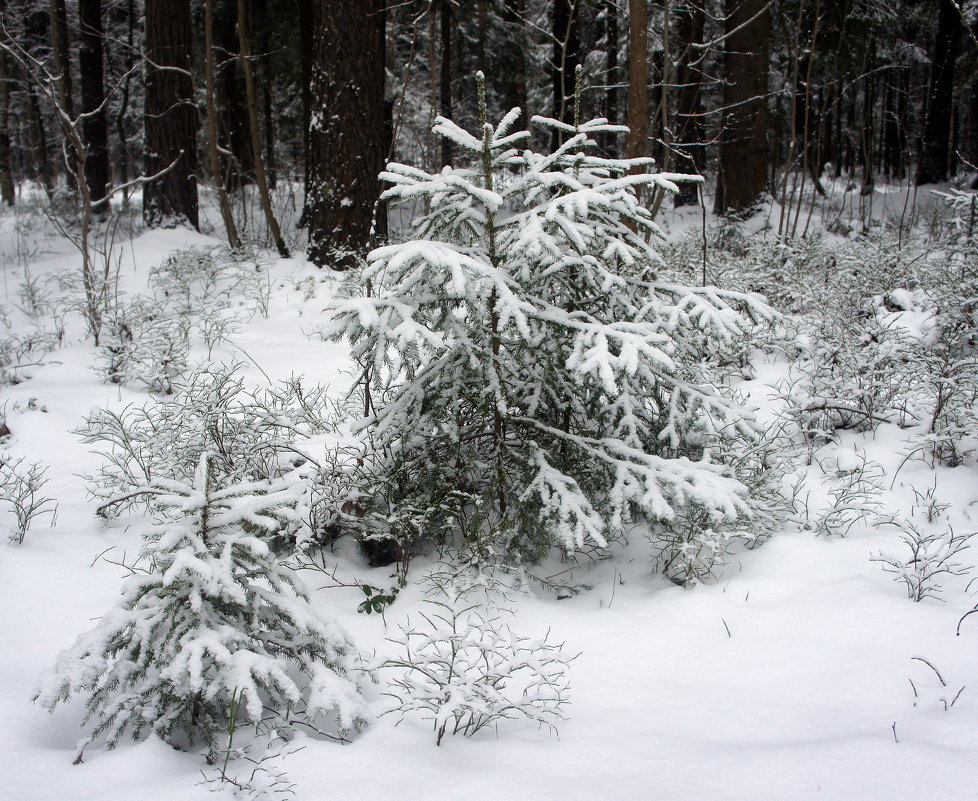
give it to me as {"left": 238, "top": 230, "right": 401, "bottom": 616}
{"left": 49, "top": 0, "right": 73, "bottom": 120}
{"left": 551, "top": 0, "right": 580, "bottom": 150}
{"left": 143, "top": 0, "right": 198, "bottom": 229}
{"left": 214, "top": 0, "right": 253, "bottom": 187}
{"left": 917, "top": 0, "right": 961, "bottom": 185}
{"left": 306, "top": 0, "right": 385, "bottom": 268}
{"left": 715, "top": 0, "right": 770, "bottom": 215}
{"left": 79, "top": 0, "right": 109, "bottom": 210}
{"left": 673, "top": 0, "right": 706, "bottom": 206}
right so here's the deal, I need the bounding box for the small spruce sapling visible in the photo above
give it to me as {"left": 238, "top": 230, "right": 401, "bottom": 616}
{"left": 329, "top": 73, "right": 775, "bottom": 569}
{"left": 34, "top": 454, "right": 368, "bottom": 761}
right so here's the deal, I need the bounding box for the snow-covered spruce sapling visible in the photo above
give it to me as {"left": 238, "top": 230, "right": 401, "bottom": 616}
{"left": 34, "top": 454, "right": 368, "bottom": 761}
{"left": 381, "top": 583, "right": 573, "bottom": 745}
{"left": 329, "top": 73, "right": 775, "bottom": 570}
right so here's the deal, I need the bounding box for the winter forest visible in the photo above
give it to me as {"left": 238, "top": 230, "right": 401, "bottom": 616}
{"left": 1, "top": 0, "right": 978, "bottom": 798}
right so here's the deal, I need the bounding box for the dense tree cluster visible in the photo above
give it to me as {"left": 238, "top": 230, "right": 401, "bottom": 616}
{"left": 0, "top": 0, "right": 974, "bottom": 258}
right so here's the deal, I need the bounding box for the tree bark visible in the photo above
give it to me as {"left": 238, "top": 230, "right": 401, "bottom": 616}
{"left": 673, "top": 0, "right": 705, "bottom": 206}
{"left": 501, "top": 0, "right": 528, "bottom": 125}
{"left": 143, "top": 0, "right": 199, "bottom": 229}
{"left": 0, "top": 0, "right": 14, "bottom": 204}
{"left": 439, "top": 0, "right": 452, "bottom": 168}
{"left": 624, "top": 0, "right": 648, "bottom": 162}
{"left": 214, "top": 0, "right": 253, "bottom": 187}
{"left": 715, "top": 0, "right": 770, "bottom": 216}
{"left": 79, "top": 0, "right": 109, "bottom": 211}
{"left": 602, "top": 0, "right": 620, "bottom": 156}
{"left": 300, "top": 0, "right": 312, "bottom": 183}
{"left": 917, "top": 0, "right": 961, "bottom": 185}
{"left": 205, "top": 0, "right": 239, "bottom": 248}
{"left": 552, "top": 0, "right": 580, "bottom": 150}
{"left": 48, "top": 0, "right": 73, "bottom": 120}
{"left": 305, "top": 0, "right": 386, "bottom": 269}
{"left": 236, "top": 0, "right": 288, "bottom": 257}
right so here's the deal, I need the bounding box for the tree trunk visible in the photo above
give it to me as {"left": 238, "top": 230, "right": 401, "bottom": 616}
{"left": 306, "top": 0, "right": 386, "bottom": 269}
{"left": 602, "top": 0, "right": 620, "bottom": 155}
{"left": 143, "top": 0, "right": 199, "bottom": 229}
{"left": 439, "top": 0, "right": 452, "bottom": 168}
{"left": 501, "top": 0, "right": 527, "bottom": 125}
{"left": 552, "top": 0, "right": 580, "bottom": 150}
{"left": 79, "top": 0, "right": 109, "bottom": 211}
{"left": 624, "top": 0, "right": 648, "bottom": 162}
{"left": 48, "top": 0, "right": 73, "bottom": 120}
{"left": 0, "top": 0, "right": 14, "bottom": 204}
{"left": 917, "top": 0, "right": 961, "bottom": 185}
{"left": 673, "top": 0, "right": 705, "bottom": 206}
{"left": 205, "top": 0, "right": 239, "bottom": 248}
{"left": 715, "top": 0, "right": 770, "bottom": 216}
{"left": 236, "top": 0, "right": 288, "bottom": 257}
{"left": 214, "top": 0, "right": 253, "bottom": 187}
{"left": 113, "top": 0, "right": 135, "bottom": 203}
{"left": 300, "top": 0, "right": 312, "bottom": 183}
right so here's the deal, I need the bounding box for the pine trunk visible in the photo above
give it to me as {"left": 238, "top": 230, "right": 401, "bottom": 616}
{"left": 48, "top": 0, "right": 73, "bottom": 120}
{"left": 143, "top": 0, "right": 199, "bottom": 229}
{"left": 501, "top": 0, "right": 527, "bottom": 126}
{"left": 236, "top": 0, "right": 288, "bottom": 257}
{"left": 603, "top": 0, "right": 619, "bottom": 156}
{"left": 624, "top": 0, "right": 648, "bottom": 162}
{"left": 305, "top": 0, "right": 386, "bottom": 269}
{"left": 204, "top": 0, "right": 239, "bottom": 248}
{"left": 79, "top": 0, "right": 109, "bottom": 211}
{"left": 0, "top": 0, "right": 13, "bottom": 204}
{"left": 673, "top": 0, "right": 705, "bottom": 206}
{"left": 214, "top": 0, "right": 253, "bottom": 187}
{"left": 715, "top": 0, "right": 770, "bottom": 215}
{"left": 917, "top": 0, "right": 961, "bottom": 185}
{"left": 551, "top": 0, "right": 580, "bottom": 150}
{"left": 439, "top": 0, "right": 452, "bottom": 168}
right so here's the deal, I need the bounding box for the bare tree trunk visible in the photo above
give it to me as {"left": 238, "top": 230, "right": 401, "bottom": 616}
{"left": 113, "top": 0, "right": 135, "bottom": 204}
{"left": 673, "top": 0, "right": 705, "bottom": 206}
{"left": 501, "top": 0, "right": 528, "bottom": 125}
{"left": 715, "top": 0, "right": 770, "bottom": 215}
{"left": 918, "top": 0, "right": 962, "bottom": 185}
{"left": 143, "top": 0, "right": 199, "bottom": 229}
{"left": 236, "top": 0, "right": 288, "bottom": 257}
{"left": 625, "top": 0, "right": 648, "bottom": 162}
{"left": 256, "top": 0, "right": 277, "bottom": 190}
{"left": 306, "top": 0, "right": 386, "bottom": 269}
{"left": 79, "top": 0, "right": 108, "bottom": 212}
{"left": 439, "top": 0, "right": 452, "bottom": 168}
{"left": 0, "top": 0, "right": 13, "bottom": 204}
{"left": 552, "top": 0, "right": 580, "bottom": 150}
{"left": 602, "top": 0, "right": 620, "bottom": 156}
{"left": 214, "top": 0, "right": 252, "bottom": 187}
{"left": 48, "top": 0, "right": 73, "bottom": 119}
{"left": 205, "top": 0, "right": 239, "bottom": 248}
{"left": 300, "top": 0, "right": 312, "bottom": 183}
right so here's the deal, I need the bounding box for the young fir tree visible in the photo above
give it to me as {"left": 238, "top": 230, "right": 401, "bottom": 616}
{"left": 329, "top": 73, "right": 775, "bottom": 567}
{"left": 34, "top": 455, "right": 367, "bottom": 760}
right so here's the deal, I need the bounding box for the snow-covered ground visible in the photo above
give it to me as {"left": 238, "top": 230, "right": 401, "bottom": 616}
{"left": 2, "top": 189, "right": 977, "bottom": 801}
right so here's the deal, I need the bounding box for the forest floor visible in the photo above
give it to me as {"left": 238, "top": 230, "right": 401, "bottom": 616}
{"left": 1, "top": 182, "right": 977, "bottom": 801}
